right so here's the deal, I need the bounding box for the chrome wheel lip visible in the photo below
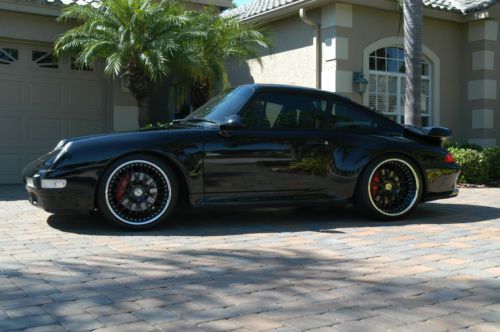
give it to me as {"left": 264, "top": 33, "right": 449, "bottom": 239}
{"left": 105, "top": 160, "right": 172, "bottom": 226}
{"left": 367, "top": 158, "right": 419, "bottom": 217}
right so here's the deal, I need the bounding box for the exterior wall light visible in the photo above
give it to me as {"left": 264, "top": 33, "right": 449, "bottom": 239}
{"left": 353, "top": 72, "right": 368, "bottom": 95}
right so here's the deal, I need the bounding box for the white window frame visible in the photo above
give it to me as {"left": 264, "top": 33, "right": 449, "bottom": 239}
{"left": 362, "top": 37, "right": 441, "bottom": 126}
{"left": 368, "top": 48, "right": 432, "bottom": 126}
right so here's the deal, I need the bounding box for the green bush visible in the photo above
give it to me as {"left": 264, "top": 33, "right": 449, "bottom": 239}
{"left": 448, "top": 147, "right": 489, "bottom": 184}
{"left": 444, "top": 141, "right": 500, "bottom": 184}
{"left": 444, "top": 140, "right": 483, "bottom": 151}
{"left": 483, "top": 146, "right": 500, "bottom": 183}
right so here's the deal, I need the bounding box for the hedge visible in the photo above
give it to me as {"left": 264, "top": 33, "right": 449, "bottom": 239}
{"left": 445, "top": 142, "right": 500, "bottom": 185}
{"left": 483, "top": 146, "right": 500, "bottom": 182}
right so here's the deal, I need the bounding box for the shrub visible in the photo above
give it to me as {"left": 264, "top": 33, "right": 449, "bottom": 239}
{"left": 448, "top": 147, "right": 489, "bottom": 184}
{"left": 483, "top": 146, "right": 500, "bottom": 183}
{"left": 444, "top": 140, "right": 483, "bottom": 151}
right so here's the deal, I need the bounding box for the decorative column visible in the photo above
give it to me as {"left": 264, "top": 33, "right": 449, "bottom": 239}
{"left": 466, "top": 19, "right": 498, "bottom": 147}
{"left": 320, "top": 3, "right": 353, "bottom": 96}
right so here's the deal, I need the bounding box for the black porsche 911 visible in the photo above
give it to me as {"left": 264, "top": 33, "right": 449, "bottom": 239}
{"left": 23, "top": 84, "right": 460, "bottom": 230}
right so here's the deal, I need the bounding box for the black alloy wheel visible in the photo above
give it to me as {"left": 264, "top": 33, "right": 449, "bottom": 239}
{"left": 355, "top": 156, "right": 422, "bottom": 220}
{"left": 98, "top": 155, "right": 178, "bottom": 230}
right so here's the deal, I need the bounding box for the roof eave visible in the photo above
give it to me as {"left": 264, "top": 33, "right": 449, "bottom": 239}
{"left": 240, "top": 0, "right": 318, "bottom": 24}
{"left": 240, "top": 0, "right": 492, "bottom": 25}
{"left": 0, "top": 0, "right": 60, "bottom": 17}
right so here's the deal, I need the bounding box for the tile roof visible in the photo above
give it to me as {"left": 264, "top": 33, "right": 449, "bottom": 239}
{"left": 43, "top": 0, "right": 101, "bottom": 6}
{"left": 223, "top": 0, "right": 499, "bottom": 20}
{"left": 222, "top": 0, "right": 301, "bottom": 19}
{"left": 424, "top": 0, "right": 497, "bottom": 13}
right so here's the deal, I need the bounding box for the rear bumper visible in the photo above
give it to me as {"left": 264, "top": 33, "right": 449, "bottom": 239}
{"left": 422, "top": 166, "right": 460, "bottom": 202}
{"left": 422, "top": 188, "right": 459, "bottom": 202}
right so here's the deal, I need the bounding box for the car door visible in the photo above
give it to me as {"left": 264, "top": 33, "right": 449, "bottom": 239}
{"left": 203, "top": 90, "right": 338, "bottom": 200}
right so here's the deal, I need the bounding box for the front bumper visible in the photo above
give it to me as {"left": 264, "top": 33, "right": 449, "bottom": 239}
{"left": 22, "top": 160, "right": 95, "bottom": 213}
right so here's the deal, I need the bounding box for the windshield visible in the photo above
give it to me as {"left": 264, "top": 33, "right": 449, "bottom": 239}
{"left": 183, "top": 86, "right": 254, "bottom": 124}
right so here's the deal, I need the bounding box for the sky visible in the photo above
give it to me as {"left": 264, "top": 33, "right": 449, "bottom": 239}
{"left": 234, "top": 0, "right": 252, "bottom": 6}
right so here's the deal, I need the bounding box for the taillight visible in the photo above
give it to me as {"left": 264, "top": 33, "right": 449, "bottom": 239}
{"left": 443, "top": 153, "right": 455, "bottom": 164}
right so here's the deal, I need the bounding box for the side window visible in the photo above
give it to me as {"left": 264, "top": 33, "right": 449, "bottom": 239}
{"left": 330, "top": 101, "right": 380, "bottom": 129}
{"left": 240, "top": 92, "right": 331, "bottom": 129}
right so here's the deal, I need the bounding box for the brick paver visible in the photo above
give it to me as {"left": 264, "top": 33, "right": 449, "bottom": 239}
{"left": 0, "top": 185, "right": 499, "bottom": 331}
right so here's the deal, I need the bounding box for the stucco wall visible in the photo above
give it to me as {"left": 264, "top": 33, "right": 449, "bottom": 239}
{"left": 228, "top": 11, "right": 318, "bottom": 89}
{"left": 229, "top": 3, "right": 468, "bottom": 141}
{"left": 489, "top": 4, "right": 500, "bottom": 145}
{"left": 462, "top": 2, "right": 500, "bottom": 146}
{"left": 0, "top": 11, "right": 70, "bottom": 43}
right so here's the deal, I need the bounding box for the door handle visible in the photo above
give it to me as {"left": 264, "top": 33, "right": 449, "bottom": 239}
{"left": 307, "top": 140, "right": 329, "bottom": 146}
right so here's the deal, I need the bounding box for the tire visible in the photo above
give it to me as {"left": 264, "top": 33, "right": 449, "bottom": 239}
{"left": 354, "top": 155, "right": 422, "bottom": 221}
{"left": 97, "top": 154, "right": 178, "bottom": 230}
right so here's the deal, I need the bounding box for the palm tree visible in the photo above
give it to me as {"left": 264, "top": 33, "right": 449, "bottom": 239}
{"left": 403, "top": 0, "right": 423, "bottom": 126}
{"left": 159, "top": 8, "right": 269, "bottom": 111}
{"left": 55, "top": 0, "right": 192, "bottom": 127}
{"left": 55, "top": 0, "right": 268, "bottom": 127}
{"left": 190, "top": 8, "right": 269, "bottom": 91}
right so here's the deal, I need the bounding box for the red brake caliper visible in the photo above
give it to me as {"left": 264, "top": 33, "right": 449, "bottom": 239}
{"left": 115, "top": 172, "right": 132, "bottom": 202}
{"left": 370, "top": 171, "right": 380, "bottom": 197}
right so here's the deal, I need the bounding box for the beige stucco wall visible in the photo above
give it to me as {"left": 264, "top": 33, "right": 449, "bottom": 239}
{"left": 229, "top": 3, "right": 471, "bottom": 142}
{"left": 113, "top": 79, "right": 140, "bottom": 131}
{"left": 461, "top": 3, "right": 500, "bottom": 146}
{"left": 228, "top": 11, "right": 319, "bottom": 89}
{"left": 0, "top": 10, "right": 70, "bottom": 43}
{"left": 489, "top": 4, "right": 500, "bottom": 145}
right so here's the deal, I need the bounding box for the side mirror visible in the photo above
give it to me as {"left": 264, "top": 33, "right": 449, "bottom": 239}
{"left": 219, "top": 115, "right": 245, "bottom": 137}
{"left": 220, "top": 115, "right": 245, "bottom": 130}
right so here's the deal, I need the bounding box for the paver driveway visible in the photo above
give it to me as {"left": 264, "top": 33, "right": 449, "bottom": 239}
{"left": 0, "top": 185, "right": 499, "bottom": 332}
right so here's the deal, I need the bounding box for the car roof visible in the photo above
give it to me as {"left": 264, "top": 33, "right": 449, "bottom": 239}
{"left": 237, "top": 84, "right": 352, "bottom": 103}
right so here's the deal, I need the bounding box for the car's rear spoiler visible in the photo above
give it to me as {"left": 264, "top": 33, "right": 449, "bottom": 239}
{"left": 403, "top": 125, "right": 452, "bottom": 147}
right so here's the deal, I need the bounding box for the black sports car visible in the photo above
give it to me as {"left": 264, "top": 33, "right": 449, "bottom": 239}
{"left": 23, "top": 84, "right": 460, "bottom": 230}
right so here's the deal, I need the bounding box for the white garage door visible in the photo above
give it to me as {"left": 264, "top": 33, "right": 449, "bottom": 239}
{"left": 0, "top": 41, "right": 107, "bottom": 184}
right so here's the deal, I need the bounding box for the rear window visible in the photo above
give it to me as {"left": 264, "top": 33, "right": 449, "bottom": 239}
{"left": 325, "top": 99, "right": 401, "bottom": 131}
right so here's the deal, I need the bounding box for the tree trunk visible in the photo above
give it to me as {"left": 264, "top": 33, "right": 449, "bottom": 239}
{"left": 136, "top": 97, "right": 149, "bottom": 128}
{"left": 125, "top": 63, "right": 151, "bottom": 128}
{"left": 190, "top": 78, "right": 211, "bottom": 110}
{"left": 403, "top": 0, "right": 423, "bottom": 126}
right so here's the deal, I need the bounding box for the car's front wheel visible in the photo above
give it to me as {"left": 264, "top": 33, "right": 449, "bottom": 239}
{"left": 98, "top": 155, "right": 178, "bottom": 230}
{"left": 355, "top": 155, "right": 422, "bottom": 220}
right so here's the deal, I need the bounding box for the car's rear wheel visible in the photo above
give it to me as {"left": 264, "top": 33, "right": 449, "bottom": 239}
{"left": 98, "top": 155, "right": 178, "bottom": 230}
{"left": 355, "top": 155, "right": 422, "bottom": 220}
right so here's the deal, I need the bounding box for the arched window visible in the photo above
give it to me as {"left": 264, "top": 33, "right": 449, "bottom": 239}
{"left": 368, "top": 47, "right": 432, "bottom": 126}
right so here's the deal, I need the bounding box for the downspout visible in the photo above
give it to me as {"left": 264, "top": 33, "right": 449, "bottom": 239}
{"left": 299, "top": 8, "right": 321, "bottom": 89}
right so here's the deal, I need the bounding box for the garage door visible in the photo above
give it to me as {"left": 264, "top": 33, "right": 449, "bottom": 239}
{"left": 0, "top": 41, "right": 107, "bottom": 184}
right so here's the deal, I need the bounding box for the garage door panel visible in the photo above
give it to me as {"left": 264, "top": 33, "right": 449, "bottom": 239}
{"left": 68, "top": 119, "right": 101, "bottom": 138}
{"left": 0, "top": 79, "right": 23, "bottom": 106}
{"left": 0, "top": 116, "right": 23, "bottom": 140}
{"left": 28, "top": 81, "right": 63, "bottom": 108}
{"left": 28, "top": 118, "right": 63, "bottom": 145}
{"left": 68, "top": 84, "right": 100, "bottom": 112}
{"left": 0, "top": 42, "right": 107, "bottom": 183}
{"left": 0, "top": 153, "right": 23, "bottom": 183}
